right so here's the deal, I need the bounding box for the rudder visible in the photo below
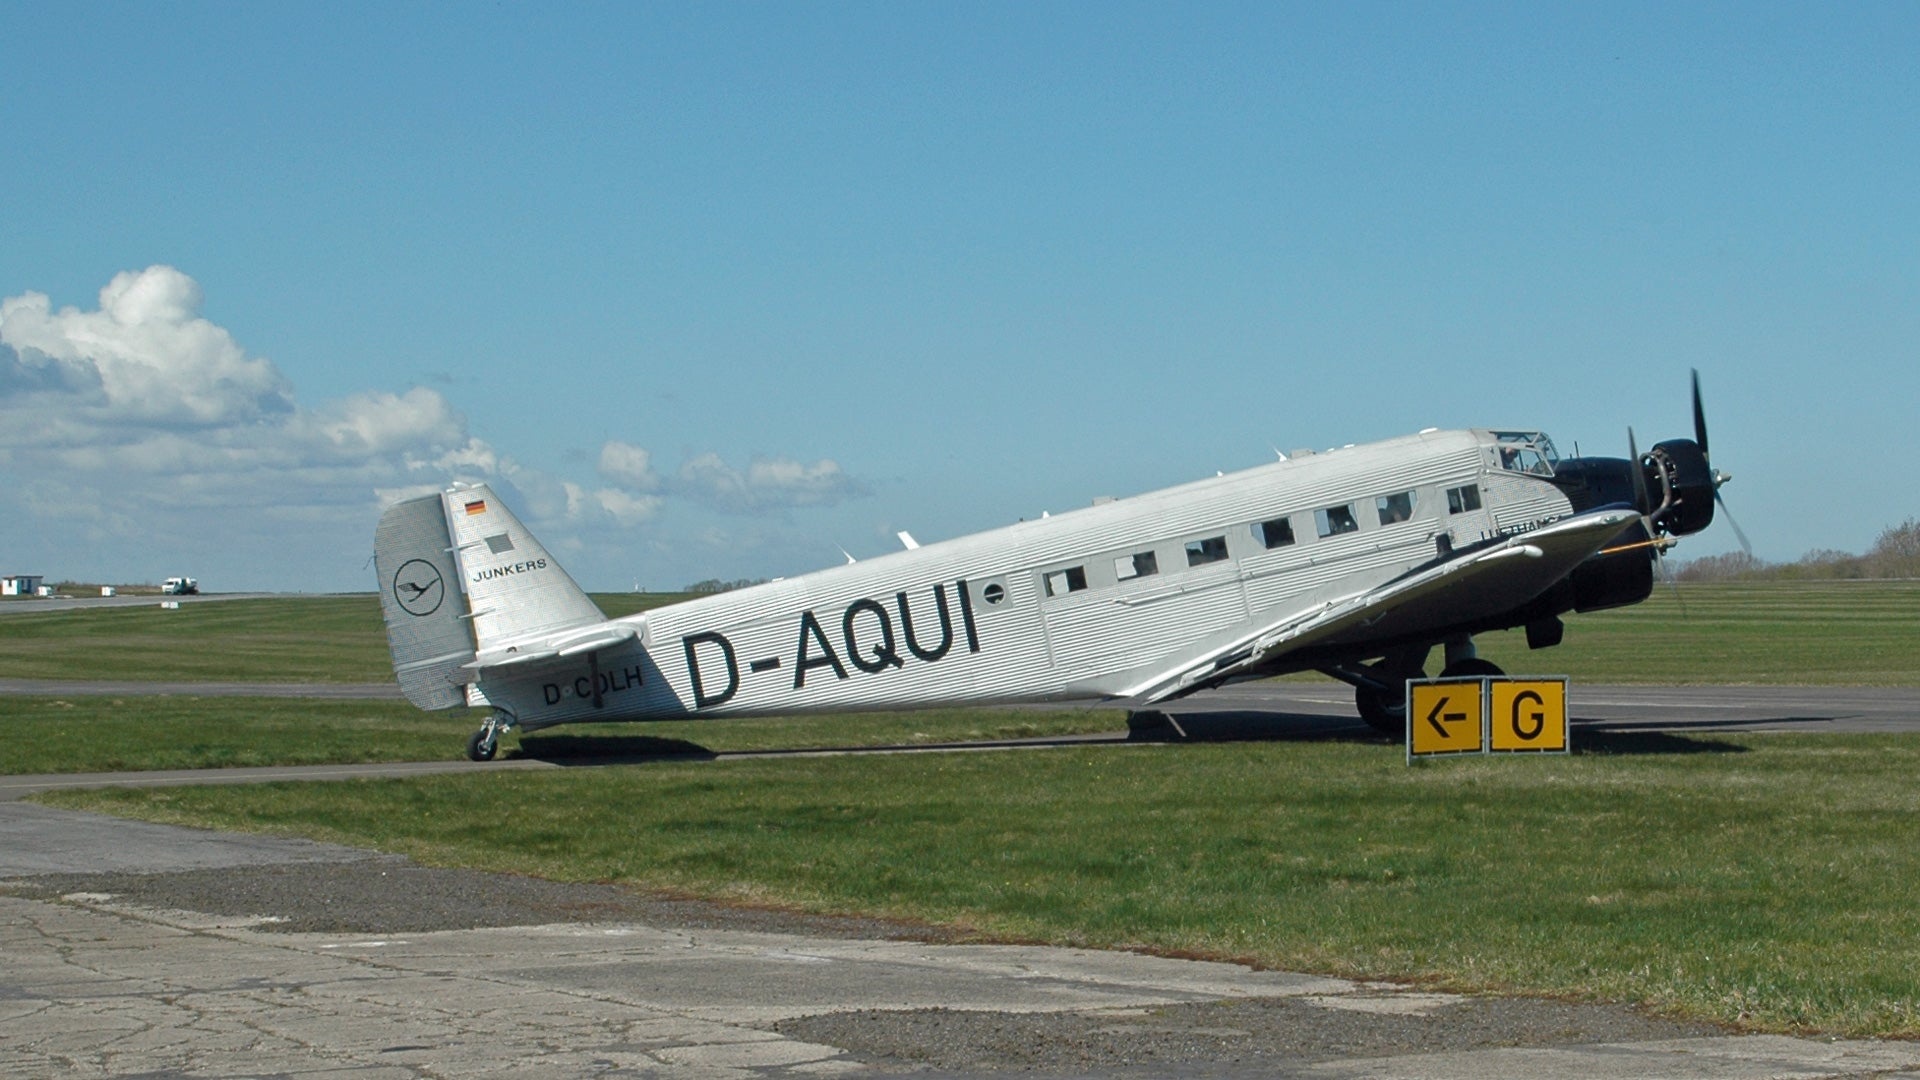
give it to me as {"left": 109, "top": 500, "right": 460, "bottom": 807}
{"left": 375, "top": 493, "right": 476, "bottom": 710}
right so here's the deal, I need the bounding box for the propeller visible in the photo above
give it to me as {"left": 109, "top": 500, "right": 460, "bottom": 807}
{"left": 1692, "top": 369, "right": 1709, "bottom": 459}
{"left": 1627, "top": 427, "right": 1648, "bottom": 518}
{"left": 1691, "top": 368, "right": 1753, "bottom": 559}
{"left": 1595, "top": 371, "right": 1743, "bottom": 565}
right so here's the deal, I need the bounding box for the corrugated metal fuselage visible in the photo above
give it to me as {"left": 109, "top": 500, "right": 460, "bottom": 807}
{"left": 470, "top": 429, "right": 1576, "bottom": 731}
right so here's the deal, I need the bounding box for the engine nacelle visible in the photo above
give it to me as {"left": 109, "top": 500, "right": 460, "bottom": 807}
{"left": 1567, "top": 521, "right": 1655, "bottom": 613}
{"left": 1648, "top": 439, "right": 1716, "bottom": 536}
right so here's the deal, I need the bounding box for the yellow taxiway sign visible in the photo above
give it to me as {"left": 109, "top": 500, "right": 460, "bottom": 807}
{"left": 1406, "top": 676, "right": 1570, "bottom": 760}
{"left": 1490, "top": 678, "right": 1569, "bottom": 752}
{"left": 1407, "top": 678, "right": 1486, "bottom": 757}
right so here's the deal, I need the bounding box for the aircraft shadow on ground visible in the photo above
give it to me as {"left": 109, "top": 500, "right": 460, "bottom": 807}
{"left": 1125, "top": 709, "right": 1385, "bottom": 746}
{"left": 1570, "top": 728, "right": 1748, "bottom": 755}
{"left": 510, "top": 731, "right": 1130, "bottom": 765}
{"left": 505, "top": 708, "right": 1827, "bottom": 765}
{"left": 512, "top": 734, "right": 718, "bottom": 765}
{"left": 1574, "top": 715, "right": 1840, "bottom": 755}
{"left": 1144, "top": 709, "right": 1801, "bottom": 755}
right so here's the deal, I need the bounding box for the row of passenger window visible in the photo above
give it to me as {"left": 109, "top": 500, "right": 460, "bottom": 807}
{"left": 1040, "top": 482, "right": 1484, "bottom": 598}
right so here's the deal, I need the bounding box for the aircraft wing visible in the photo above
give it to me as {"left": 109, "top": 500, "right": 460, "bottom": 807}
{"left": 1119, "top": 507, "right": 1642, "bottom": 704}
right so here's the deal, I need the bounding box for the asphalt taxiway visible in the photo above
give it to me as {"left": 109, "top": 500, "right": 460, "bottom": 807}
{"left": 0, "top": 592, "right": 277, "bottom": 615}
{"left": 7, "top": 683, "right": 1916, "bottom": 805}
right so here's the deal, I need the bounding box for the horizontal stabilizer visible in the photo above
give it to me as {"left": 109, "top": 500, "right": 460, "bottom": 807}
{"left": 462, "top": 624, "right": 641, "bottom": 673}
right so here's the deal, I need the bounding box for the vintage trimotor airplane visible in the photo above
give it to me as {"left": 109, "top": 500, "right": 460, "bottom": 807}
{"left": 376, "top": 374, "right": 1735, "bottom": 760}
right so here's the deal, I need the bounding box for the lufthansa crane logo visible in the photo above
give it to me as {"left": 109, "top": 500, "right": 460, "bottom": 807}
{"left": 393, "top": 559, "right": 445, "bottom": 617}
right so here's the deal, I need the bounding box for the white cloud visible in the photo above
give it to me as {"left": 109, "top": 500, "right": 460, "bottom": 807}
{"left": 598, "top": 439, "right": 865, "bottom": 514}
{"left": 0, "top": 266, "right": 292, "bottom": 426}
{"left": 0, "top": 268, "right": 486, "bottom": 497}
{"left": 744, "top": 456, "right": 864, "bottom": 507}
{"left": 305, "top": 387, "right": 465, "bottom": 458}
{"left": 0, "top": 267, "right": 868, "bottom": 590}
{"left": 594, "top": 487, "right": 664, "bottom": 527}
{"left": 597, "top": 440, "right": 661, "bottom": 491}
{"left": 670, "top": 451, "right": 867, "bottom": 513}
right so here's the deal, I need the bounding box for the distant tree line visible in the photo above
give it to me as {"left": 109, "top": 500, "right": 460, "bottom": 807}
{"left": 1675, "top": 518, "right": 1920, "bottom": 582}
{"left": 681, "top": 577, "right": 771, "bottom": 594}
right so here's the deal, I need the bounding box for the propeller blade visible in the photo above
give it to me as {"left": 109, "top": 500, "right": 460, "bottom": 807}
{"left": 1628, "top": 427, "right": 1650, "bottom": 516}
{"left": 1715, "top": 491, "right": 1754, "bottom": 558}
{"left": 1691, "top": 367, "right": 1709, "bottom": 460}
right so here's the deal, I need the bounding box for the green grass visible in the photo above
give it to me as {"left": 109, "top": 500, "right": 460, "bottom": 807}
{"left": 0, "top": 694, "right": 1125, "bottom": 774}
{"left": 41, "top": 731, "right": 1920, "bottom": 1036}
{"left": 0, "top": 697, "right": 474, "bottom": 772}
{"left": 0, "top": 597, "right": 394, "bottom": 682}
{"left": 0, "top": 592, "right": 689, "bottom": 683}
{"left": 4, "top": 582, "right": 1914, "bottom": 687}
{"left": 1445, "top": 580, "right": 1920, "bottom": 685}
{"left": 16, "top": 583, "right": 1920, "bottom": 1033}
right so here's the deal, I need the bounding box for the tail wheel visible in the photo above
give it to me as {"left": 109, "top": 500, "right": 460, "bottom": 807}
{"left": 464, "top": 709, "right": 514, "bottom": 762}
{"left": 465, "top": 727, "right": 498, "bottom": 762}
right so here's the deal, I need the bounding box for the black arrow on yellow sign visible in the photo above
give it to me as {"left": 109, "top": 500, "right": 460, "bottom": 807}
{"left": 1426, "top": 696, "right": 1468, "bottom": 737}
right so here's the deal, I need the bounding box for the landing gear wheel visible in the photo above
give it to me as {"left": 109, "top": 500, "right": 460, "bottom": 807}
{"left": 1441, "top": 658, "right": 1505, "bottom": 679}
{"left": 465, "top": 726, "right": 499, "bottom": 762}
{"left": 1355, "top": 670, "right": 1425, "bottom": 738}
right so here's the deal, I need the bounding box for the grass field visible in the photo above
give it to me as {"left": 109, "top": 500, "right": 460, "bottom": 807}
{"left": 13, "top": 582, "right": 1920, "bottom": 1035}
{"left": 0, "top": 592, "right": 688, "bottom": 683}
{"left": 3, "top": 581, "right": 1915, "bottom": 686}
{"left": 0, "top": 696, "right": 1124, "bottom": 774}
{"left": 1467, "top": 580, "right": 1920, "bottom": 686}
{"left": 41, "top": 730, "right": 1920, "bottom": 1036}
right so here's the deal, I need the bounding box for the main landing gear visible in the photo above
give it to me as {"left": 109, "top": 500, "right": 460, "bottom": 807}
{"left": 1347, "top": 640, "right": 1505, "bottom": 739}
{"left": 1355, "top": 678, "right": 1420, "bottom": 735}
{"left": 465, "top": 710, "right": 514, "bottom": 762}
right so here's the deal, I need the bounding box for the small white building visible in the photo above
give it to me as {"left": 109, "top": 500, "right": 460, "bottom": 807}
{"left": 2, "top": 574, "right": 45, "bottom": 597}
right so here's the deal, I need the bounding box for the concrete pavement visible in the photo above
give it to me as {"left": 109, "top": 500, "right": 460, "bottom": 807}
{"left": 4, "top": 802, "right": 1918, "bottom": 1079}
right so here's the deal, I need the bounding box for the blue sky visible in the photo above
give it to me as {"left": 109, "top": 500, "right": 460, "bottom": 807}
{"left": 3, "top": 3, "right": 1915, "bottom": 592}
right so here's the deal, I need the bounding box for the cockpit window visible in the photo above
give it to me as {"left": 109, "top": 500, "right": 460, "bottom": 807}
{"left": 1493, "top": 431, "right": 1559, "bottom": 465}
{"left": 1498, "top": 446, "right": 1554, "bottom": 477}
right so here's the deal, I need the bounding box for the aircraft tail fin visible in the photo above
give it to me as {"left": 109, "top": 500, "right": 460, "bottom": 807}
{"left": 440, "top": 482, "right": 607, "bottom": 653}
{"left": 375, "top": 492, "right": 477, "bottom": 710}
{"left": 375, "top": 483, "right": 607, "bottom": 708}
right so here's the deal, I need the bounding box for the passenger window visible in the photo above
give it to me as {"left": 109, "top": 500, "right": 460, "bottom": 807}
{"left": 1257, "top": 517, "right": 1296, "bottom": 549}
{"left": 1114, "top": 551, "right": 1159, "bottom": 581}
{"left": 1042, "top": 566, "right": 1089, "bottom": 597}
{"left": 1315, "top": 505, "right": 1359, "bottom": 538}
{"left": 1376, "top": 491, "right": 1415, "bottom": 526}
{"left": 1447, "top": 485, "right": 1482, "bottom": 514}
{"left": 1185, "top": 536, "right": 1229, "bottom": 566}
